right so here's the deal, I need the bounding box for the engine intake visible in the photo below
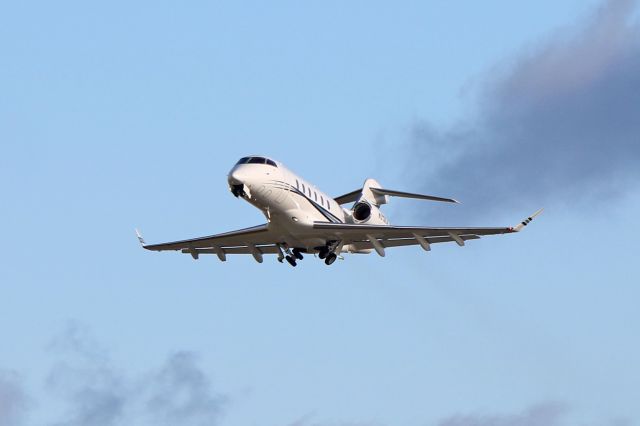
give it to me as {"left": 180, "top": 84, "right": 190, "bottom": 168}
{"left": 352, "top": 202, "right": 372, "bottom": 222}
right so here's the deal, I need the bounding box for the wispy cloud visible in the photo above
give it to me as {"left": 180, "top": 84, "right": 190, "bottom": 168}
{"left": 436, "top": 402, "right": 568, "bottom": 426}
{"left": 143, "top": 352, "right": 227, "bottom": 426}
{"left": 287, "top": 417, "right": 384, "bottom": 426}
{"left": 0, "top": 371, "right": 27, "bottom": 426}
{"left": 3, "top": 326, "right": 633, "bottom": 426}
{"left": 282, "top": 403, "right": 630, "bottom": 426}
{"left": 434, "top": 402, "right": 632, "bottom": 426}
{"left": 46, "top": 322, "right": 227, "bottom": 426}
{"left": 405, "top": 0, "right": 640, "bottom": 222}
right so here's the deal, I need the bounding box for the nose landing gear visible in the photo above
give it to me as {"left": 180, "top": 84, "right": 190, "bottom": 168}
{"left": 230, "top": 184, "right": 245, "bottom": 198}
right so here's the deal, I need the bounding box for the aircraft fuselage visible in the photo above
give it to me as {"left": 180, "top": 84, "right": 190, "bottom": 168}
{"left": 227, "top": 156, "right": 385, "bottom": 253}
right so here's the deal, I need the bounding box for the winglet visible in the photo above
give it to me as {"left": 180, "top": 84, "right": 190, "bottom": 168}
{"left": 135, "top": 228, "right": 146, "bottom": 246}
{"left": 510, "top": 208, "right": 544, "bottom": 232}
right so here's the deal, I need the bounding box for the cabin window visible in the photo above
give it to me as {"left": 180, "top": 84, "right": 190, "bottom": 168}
{"left": 314, "top": 192, "right": 317, "bottom": 202}
{"left": 301, "top": 183, "right": 306, "bottom": 193}
{"left": 295, "top": 179, "right": 299, "bottom": 189}
{"left": 320, "top": 195, "right": 324, "bottom": 205}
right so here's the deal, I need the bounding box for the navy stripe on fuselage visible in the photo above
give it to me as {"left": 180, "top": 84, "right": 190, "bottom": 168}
{"left": 267, "top": 180, "right": 343, "bottom": 223}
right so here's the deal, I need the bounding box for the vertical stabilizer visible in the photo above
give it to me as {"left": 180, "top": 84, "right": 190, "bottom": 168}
{"left": 359, "top": 178, "right": 387, "bottom": 205}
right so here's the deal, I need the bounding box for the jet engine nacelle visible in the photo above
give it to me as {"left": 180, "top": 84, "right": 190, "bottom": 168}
{"left": 348, "top": 200, "right": 389, "bottom": 225}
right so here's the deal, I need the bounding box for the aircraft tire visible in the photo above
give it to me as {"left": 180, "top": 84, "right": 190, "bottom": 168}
{"left": 318, "top": 247, "right": 329, "bottom": 259}
{"left": 285, "top": 255, "right": 297, "bottom": 267}
{"left": 324, "top": 253, "right": 337, "bottom": 265}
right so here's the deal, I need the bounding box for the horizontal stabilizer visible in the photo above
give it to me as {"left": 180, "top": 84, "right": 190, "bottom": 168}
{"left": 370, "top": 188, "right": 459, "bottom": 204}
{"left": 334, "top": 189, "right": 362, "bottom": 205}
{"left": 333, "top": 186, "right": 458, "bottom": 205}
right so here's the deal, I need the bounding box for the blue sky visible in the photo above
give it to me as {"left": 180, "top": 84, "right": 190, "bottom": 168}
{"left": 1, "top": 1, "right": 639, "bottom": 425}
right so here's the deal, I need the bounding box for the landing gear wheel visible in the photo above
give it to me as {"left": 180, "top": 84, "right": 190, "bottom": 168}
{"left": 230, "top": 184, "right": 245, "bottom": 198}
{"left": 292, "top": 249, "right": 304, "bottom": 260}
{"left": 324, "top": 253, "right": 337, "bottom": 265}
{"left": 285, "top": 255, "right": 297, "bottom": 267}
{"left": 318, "top": 247, "right": 329, "bottom": 259}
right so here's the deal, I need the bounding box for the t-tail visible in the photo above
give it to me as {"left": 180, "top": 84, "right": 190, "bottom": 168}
{"left": 335, "top": 178, "right": 459, "bottom": 225}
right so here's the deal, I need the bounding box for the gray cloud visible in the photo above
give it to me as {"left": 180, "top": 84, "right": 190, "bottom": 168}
{"left": 405, "top": 0, "right": 640, "bottom": 222}
{"left": 46, "top": 322, "right": 126, "bottom": 426}
{"left": 0, "top": 371, "right": 27, "bottom": 426}
{"left": 436, "top": 402, "right": 568, "bottom": 426}
{"left": 143, "top": 352, "right": 228, "bottom": 426}
{"left": 46, "top": 322, "right": 227, "bottom": 426}
{"left": 284, "top": 403, "right": 624, "bottom": 426}
{"left": 286, "top": 412, "right": 385, "bottom": 426}
{"left": 434, "top": 402, "right": 632, "bottom": 426}
{"left": 287, "top": 418, "right": 383, "bottom": 426}
{"left": 3, "top": 325, "right": 633, "bottom": 426}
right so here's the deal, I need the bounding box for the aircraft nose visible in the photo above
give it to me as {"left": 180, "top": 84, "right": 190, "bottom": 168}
{"left": 228, "top": 168, "right": 246, "bottom": 185}
{"left": 228, "top": 167, "right": 251, "bottom": 198}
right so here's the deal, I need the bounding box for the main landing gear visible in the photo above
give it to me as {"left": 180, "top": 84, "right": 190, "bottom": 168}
{"left": 279, "top": 244, "right": 337, "bottom": 266}
{"left": 292, "top": 248, "right": 304, "bottom": 260}
{"left": 279, "top": 245, "right": 305, "bottom": 267}
{"left": 317, "top": 244, "right": 338, "bottom": 265}
{"left": 324, "top": 252, "right": 337, "bottom": 265}
{"left": 285, "top": 255, "right": 297, "bottom": 267}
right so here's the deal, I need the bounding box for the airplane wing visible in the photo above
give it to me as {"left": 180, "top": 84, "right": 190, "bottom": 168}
{"left": 137, "top": 224, "right": 279, "bottom": 262}
{"left": 313, "top": 209, "right": 543, "bottom": 255}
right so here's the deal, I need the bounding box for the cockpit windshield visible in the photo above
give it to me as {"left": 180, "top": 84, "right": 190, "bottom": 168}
{"left": 235, "top": 156, "right": 277, "bottom": 167}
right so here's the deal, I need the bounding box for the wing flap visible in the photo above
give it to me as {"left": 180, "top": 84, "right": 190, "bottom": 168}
{"left": 348, "top": 235, "right": 481, "bottom": 250}
{"left": 182, "top": 245, "right": 280, "bottom": 255}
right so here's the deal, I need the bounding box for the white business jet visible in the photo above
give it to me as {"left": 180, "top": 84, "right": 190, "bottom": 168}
{"left": 137, "top": 156, "right": 542, "bottom": 266}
